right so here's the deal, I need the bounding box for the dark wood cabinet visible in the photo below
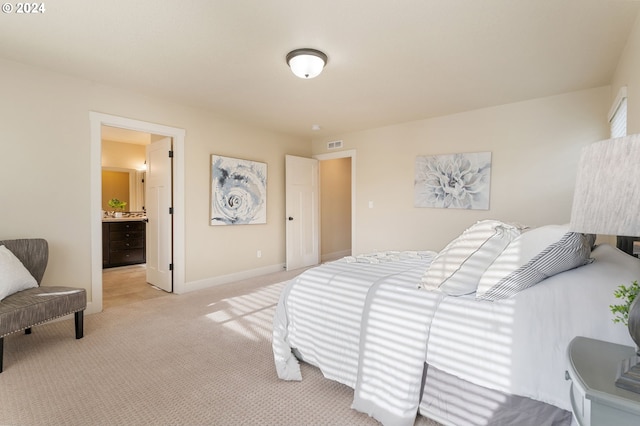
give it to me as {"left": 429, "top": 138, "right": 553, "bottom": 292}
{"left": 102, "top": 221, "right": 146, "bottom": 268}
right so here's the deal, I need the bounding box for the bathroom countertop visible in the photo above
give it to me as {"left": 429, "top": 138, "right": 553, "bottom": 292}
{"left": 102, "top": 217, "right": 147, "bottom": 223}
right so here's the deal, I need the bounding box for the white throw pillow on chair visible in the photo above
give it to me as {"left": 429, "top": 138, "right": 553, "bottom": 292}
{"left": 0, "top": 245, "right": 38, "bottom": 301}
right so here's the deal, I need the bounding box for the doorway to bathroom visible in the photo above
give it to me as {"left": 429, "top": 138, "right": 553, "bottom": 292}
{"left": 100, "top": 126, "right": 170, "bottom": 309}
{"left": 89, "top": 112, "right": 186, "bottom": 314}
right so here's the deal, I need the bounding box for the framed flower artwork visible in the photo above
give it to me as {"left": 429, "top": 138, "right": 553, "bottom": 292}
{"left": 211, "top": 155, "right": 267, "bottom": 225}
{"left": 414, "top": 152, "right": 491, "bottom": 210}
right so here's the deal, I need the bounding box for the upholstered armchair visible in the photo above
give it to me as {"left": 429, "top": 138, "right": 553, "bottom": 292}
{"left": 0, "top": 239, "right": 86, "bottom": 372}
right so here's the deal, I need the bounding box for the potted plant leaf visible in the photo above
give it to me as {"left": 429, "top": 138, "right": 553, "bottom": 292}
{"left": 108, "top": 198, "right": 127, "bottom": 218}
{"left": 611, "top": 281, "right": 640, "bottom": 325}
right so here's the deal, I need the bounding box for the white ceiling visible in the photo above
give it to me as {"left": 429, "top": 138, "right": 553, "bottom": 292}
{"left": 1, "top": 0, "right": 638, "bottom": 138}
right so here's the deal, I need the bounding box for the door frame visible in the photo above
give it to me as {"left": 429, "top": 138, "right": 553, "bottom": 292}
{"left": 313, "top": 149, "right": 356, "bottom": 258}
{"left": 89, "top": 112, "right": 186, "bottom": 314}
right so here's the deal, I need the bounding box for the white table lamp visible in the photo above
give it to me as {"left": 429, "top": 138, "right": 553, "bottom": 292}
{"left": 569, "top": 133, "right": 640, "bottom": 392}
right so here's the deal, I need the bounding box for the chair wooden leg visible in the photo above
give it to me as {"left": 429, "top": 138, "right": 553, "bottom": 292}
{"left": 0, "top": 312, "right": 85, "bottom": 374}
{"left": 75, "top": 310, "right": 84, "bottom": 339}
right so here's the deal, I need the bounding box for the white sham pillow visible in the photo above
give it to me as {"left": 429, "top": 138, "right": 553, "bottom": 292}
{"left": 0, "top": 244, "right": 38, "bottom": 301}
{"left": 476, "top": 224, "right": 593, "bottom": 300}
{"left": 421, "top": 220, "right": 522, "bottom": 295}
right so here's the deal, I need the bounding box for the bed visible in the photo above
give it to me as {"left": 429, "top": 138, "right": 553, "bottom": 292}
{"left": 272, "top": 221, "right": 640, "bottom": 426}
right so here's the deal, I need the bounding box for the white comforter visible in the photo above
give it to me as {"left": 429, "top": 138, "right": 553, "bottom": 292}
{"left": 424, "top": 243, "right": 638, "bottom": 412}
{"left": 272, "top": 251, "right": 440, "bottom": 425}
{"left": 273, "top": 244, "right": 640, "bottom": 425}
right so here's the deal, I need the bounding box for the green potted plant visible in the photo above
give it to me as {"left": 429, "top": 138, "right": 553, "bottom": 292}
{"left": 611, "top": 280, "right": 640, "bottom": 355}
{"left": 611, "top": 281, "right": 640, "bottom": 326}
{"left": 108, "top": 198, "right": 127, "bottom": 218}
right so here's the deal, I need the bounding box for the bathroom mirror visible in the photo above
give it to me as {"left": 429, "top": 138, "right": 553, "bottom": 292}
{"left": 102, "top": 167, "right": 145, "bottom": 212}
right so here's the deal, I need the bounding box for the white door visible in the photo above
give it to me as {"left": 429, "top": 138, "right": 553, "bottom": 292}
{"left": 285, "top": 155, "right": 319, "bottom": 270}
{"left": 146, "top": 137, "right": 173, "bottom": 292}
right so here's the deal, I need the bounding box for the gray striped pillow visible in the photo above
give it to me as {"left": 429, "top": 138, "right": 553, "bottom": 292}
{"left": 476, "top": 232, "right": 594, "bottom": 301}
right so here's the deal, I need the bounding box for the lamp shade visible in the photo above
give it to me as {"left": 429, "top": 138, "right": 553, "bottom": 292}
{"left": 286, "top": 48, "right": 327, "bottom": 79}
{"left": 569, "top": 134, "right": 640, "bottom": 236}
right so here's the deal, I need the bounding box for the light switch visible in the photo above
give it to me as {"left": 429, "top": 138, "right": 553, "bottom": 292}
{"left": 368, "top": 201, "right": 374, "bottom": 208}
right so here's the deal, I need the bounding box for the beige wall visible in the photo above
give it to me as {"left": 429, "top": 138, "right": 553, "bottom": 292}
{"left": 320, "top": 158, "right": 352, "bottom": 261}
{"left": 0, "top": 58, "right": 309, "bottom": 302}
{"left": 312, "top": 87, "right": 611, "bottom": 254}
{"left": 0, "top": 33, "right": 630, "bottom": 303}
{"left": 102, "top": 139, "right": 146, "bottom": 170}
{"left": 611, "top": 13, "right": 640, "bottom": 134}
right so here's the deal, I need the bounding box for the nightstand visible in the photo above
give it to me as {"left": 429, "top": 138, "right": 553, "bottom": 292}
{"left": 566, "top": 336, "right": 640, "bottom": 425}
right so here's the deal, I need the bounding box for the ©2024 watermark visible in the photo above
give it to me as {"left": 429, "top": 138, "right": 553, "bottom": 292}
{"left": 2, "top": 2, "right": 46, "bottom": 14}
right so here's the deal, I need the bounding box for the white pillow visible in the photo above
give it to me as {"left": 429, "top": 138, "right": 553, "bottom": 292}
{"left": 421, "top": 220, "right": 522, "bottom": 295}
{"left": 476, "top": 225, "right": 593, "bottom": 300}
{"left": 0, "top": 245, "right": 38, "bottom": 301}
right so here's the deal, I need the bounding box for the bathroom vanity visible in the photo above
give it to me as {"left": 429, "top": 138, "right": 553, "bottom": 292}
{"left": 102, "top": 218, "right": 146, "bottom": 268}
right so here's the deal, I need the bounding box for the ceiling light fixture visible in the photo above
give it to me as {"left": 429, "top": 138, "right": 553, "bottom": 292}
{"left": 286, "top": 48, "right": 327, "bottom": 79}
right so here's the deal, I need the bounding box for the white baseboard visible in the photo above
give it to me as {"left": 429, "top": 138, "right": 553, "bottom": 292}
{"left": 321, "top": 249, "right": 351, "bottom": 263}
{"left": 179, "top": 263, "right": 286, "bottom": 294}
{"left": 86, "top": 301, "right": 100, "bottom": 315}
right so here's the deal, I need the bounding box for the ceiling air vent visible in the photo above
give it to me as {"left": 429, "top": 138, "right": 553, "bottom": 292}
{"left": 327, "top": 140, "right": 343, "bottom": 150}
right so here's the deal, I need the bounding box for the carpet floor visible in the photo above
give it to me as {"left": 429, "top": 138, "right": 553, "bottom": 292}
{"left": 0, "top": 271, "right": 440, "bottom": 425}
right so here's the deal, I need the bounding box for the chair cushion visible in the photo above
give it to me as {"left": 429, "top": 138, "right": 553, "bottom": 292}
{"left": 0, "top": 286, "right": 86, "bottom": 337}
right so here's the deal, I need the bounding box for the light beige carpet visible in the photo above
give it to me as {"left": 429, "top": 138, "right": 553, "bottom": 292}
{"left": 0, "top": 272, "right": 441, "bottom": 425}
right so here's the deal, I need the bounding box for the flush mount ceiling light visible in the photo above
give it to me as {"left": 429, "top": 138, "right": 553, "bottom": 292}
{"left": 286, "top": 48, "right": 327, "bottom": 79}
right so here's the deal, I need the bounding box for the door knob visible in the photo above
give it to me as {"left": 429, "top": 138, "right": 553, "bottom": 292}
{"left": 288, "top": 217, "right": 294, "bottom": 221}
